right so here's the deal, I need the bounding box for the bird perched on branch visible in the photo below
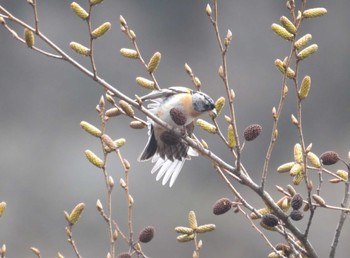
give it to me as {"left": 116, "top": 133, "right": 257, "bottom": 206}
{"left": 138, "top": 86, "right": 216, "bottom": 187}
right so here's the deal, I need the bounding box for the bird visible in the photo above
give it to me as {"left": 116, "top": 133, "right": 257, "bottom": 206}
{"left": 138, "top": 86, "right": 216, "bottom": 187}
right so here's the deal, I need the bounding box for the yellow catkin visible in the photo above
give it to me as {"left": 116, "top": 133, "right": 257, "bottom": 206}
{"left": 120, "top": 48, "right": 139, "bottom": 59}
{"left": 336, "top": 170, "right": 348, "bottom": 181}
{"left": 68, "top": 203, "right": 85, "bottom": 225}
{"left": 307, "top": 152, "right": 321, "bottom": 168}
{"left": 188, "top": 211, "right": 198, "bottom": 229}
{"left": 303, "top": 8, "right": 327, "bottom": 18}
{"left": 277, "top": 162, "right": 295, "bottom": 173}
{"left": 227, "top": 124, "right": 236, "bottom": 147}
{"left": 177, "top": 234, "right": 195, "bottom": 242}
{"left": 84, "top": 150, "right": 104, "bottom": 168}
{"left": 175, "top": 226, "right": 194, "bottom": 234}
{"left": 0, "top": 202, "right": 6, "bottom": 217}
{"left": 290, "top": 163, "right": 303, "bottom": 176}
{"left": 90, "top": 0, "right": 104, "bottom": 6}
{"left": 280, "top": 16, "right": 296, "bottom": 34}
{"left": 70, "top": 2, "right": 89, "bottom": 20}
{"left": 294, "top": 143, "right": 303, "bottom": 163}
{"left": 80, "top": 121, "right": 102, "bottom": 137}
{"left": 196, "top": 119, "right": 217, "bottom": 134}
{"left": 91, "top": 22, "right": 111, "bottom": 39}
{"left": 297, "top": 44, "right": 318, "bottom": 60}
{"left": 70, "top": 42, "right": 90, "bottom": 56}
{"left": 147, "top": 52, "right": 161, "bottom": 73}
{"left": 196, "top": 224, "right": 216, "bottom": 233}
{"left": 24, "top": 28, "right": 35, "bottom": 48}
{"left": 136, "top": 77, "right": 155, "bottom": 89}
{"left": 294, "top": 34, "right": 312, "bottom": 49}
{"left": 271, "top": 23, "right": 294, "bottom": 41}
{"left": 215, "top": 97, "right": 225, "bottom": 115}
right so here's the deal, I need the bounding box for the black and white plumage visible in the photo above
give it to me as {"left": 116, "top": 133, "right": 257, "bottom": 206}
{"left": 138, "top": 87, "right": 216, "bottom": 187}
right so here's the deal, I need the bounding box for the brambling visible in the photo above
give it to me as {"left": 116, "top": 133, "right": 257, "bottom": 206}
{"left": 138, "top": 86, "right": 216, "bottom": 187}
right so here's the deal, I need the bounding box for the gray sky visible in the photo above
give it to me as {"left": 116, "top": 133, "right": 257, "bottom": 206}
{"left": 0, "top": 1, "right": 350, "bottom": 257}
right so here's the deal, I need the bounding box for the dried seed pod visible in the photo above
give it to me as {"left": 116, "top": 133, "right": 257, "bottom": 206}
{"left": 175, "top": 226, "right": 194, "bottom": 235}
{"left": 277, "top": 162, "right": 295, "bottom": 173}
{"left": 294, "top": 143, "right": 303, "bottom": 163}
{"left": 336, "top": 170, "right": 348, "bottom": 181}
{"left": 129, "top": 120, "right": 146, "bottom": 129}
{"left": 298, "top": 75, "right": 311, "bottom": 100}
{"left": 177, "top": 234, "right": 195, "bottom": 242}
{"left": 227, "top": 124, "right": 236, "bottom": 147}
{"left": 147, "top": 52, "right": 161, "bottom": 73}
{"left": 70, "top": 2, "right": 89, "bottom": 20}
{"left": 297, "top": 44, "right": 318, "bottom": 60}
{"left": 119, "top": 100, "right": 134, "bottom": 117}
{"left": 120, "top": 48, "right": 138, "bottom": 59}
{"left": 303, "top": 8, "right": 327, "bottom": 18}
{"left": 293, "top": 173, "right": 304, "bottom": 185}
{"left": 261, "top": 214, "right": 279, "bottom": 228}
{"left": 188, "top": 210, "right": 198, "bottom": 229}
{"left": 0, "top": 202, "right": 6, "bottom": 217}
{"left": 280, "top": 16, "right": 296, "bottom": 34}
{"left": 290, "top": 210, "right": 304, "bottom": 221}
{"left": 116, "top": 252, "right": 131, "bottom": 258}
{"left": 271, "top": 23, "right": 294, "bottom": 41}
{"left": 196, "top": 224, "right": 216, "bottom": 233}
{"left": 24, "top": 28, "right": 35, "bottom": 48}
{"left": 85, "top": 149, "right": 104, "bottom": 168}
{"left": 294, "top": 34, "right": 312, "bottom": 49}
{"left": 213, "top": 198, "right": 232, "bottom": 215}
{"left": 320, "top": 151, "right": 340, "bottom": 165}
{"left": 170, "top": 108, "right": 187, "bottom": 125}
{"left": 286, "top": 184, "right": 297, "bottom": 196}
{"left": 312, "top": 194, "right": 326, "bottom": 207}
{"left": 68, "top": 203, "right": 85, "bottom": 225}
{"left": 70, "top": 42, "right": 90, "bottom": 56}
{"left": 243, "top": 124, "right": 262, "bottom": 141}
{"left": 138, "top": 226, "right": 155, "bottom": 243}
{"left": 196, "top": 119, "right": 217, "bottom": 134}
{"left": 136, "top": 77, "right": 155, "bottom": 89}
{"left": 215, "top": 97, "right": 225, "bottom": 115}
{"left": 291, "top": 193, "right": 303, "bottom": 210}
{"left": 80, "top": 121, "right": 102, "bottom": 137}
{"left": 91, "top": 22, "right": 111, "bottom": 39}
{"left": 307, "top": 152, "right": 321, "bottom": 168}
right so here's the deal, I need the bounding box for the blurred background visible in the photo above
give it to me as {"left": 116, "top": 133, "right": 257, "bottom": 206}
{"left": 0, "top": 0, "right": 350, "bottom": 257}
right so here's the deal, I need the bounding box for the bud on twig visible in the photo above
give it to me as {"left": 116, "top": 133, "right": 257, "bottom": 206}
{"left": 70, "top": 42, "right": 90, "bottom": 56}
{"left": 24, "top": 28, "right": 35, "bottom": 48}
{"left": 147, "top": 52, "right": 161, "bottom": 73}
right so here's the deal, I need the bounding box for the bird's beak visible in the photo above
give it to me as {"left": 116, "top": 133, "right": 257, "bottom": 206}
{"left": 209, "top": 108, "right": 217, "bottom": 119}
